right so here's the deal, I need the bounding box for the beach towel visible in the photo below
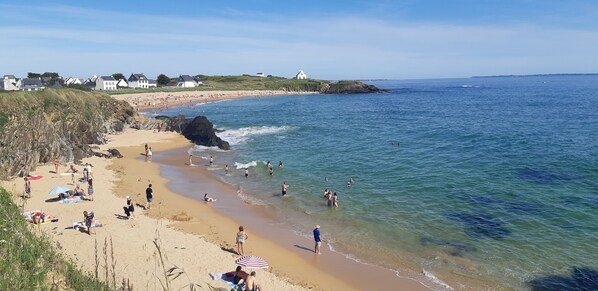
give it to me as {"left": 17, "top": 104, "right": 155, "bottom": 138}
{"left": 72, "top": 221, "right": 103, "bottom": 230}
{"left": 27, "top": 175, "right": 43, "bottom": 181}
{"left": 59, "top": 198, "right": 81, "bottom": 204}
{"left": 61, "top": 172, "right": 80, "bottom": 176}
{"left": 209, "top": 272, "right": 244, "bottom": 290}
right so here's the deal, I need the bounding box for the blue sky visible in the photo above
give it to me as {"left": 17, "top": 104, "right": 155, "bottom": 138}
{"left": 1, "top": 1, "right": 598, "bottom": 79}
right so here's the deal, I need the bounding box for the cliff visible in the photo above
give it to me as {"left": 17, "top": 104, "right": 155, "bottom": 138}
{"left": 0, "top": 89, "right": 135, "bottom": 177}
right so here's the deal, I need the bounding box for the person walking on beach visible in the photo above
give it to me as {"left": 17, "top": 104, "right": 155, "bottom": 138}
{"left": 313, "top": 225, "right": 322, "bottom": 254}
{"left": 333, "top": 192, "right": 338, "bottom": 207}
{"left": 53, "top": 157, "right": 60, "bottom": 174}
{"left": 281, "top": 182, "right": 288, "bottom": 196}
{"left": 145, "top": 184, "right": 153, "bottom": 210}
{"left": 147, "top": 147, "right": 153, "bottom": 161}
{"left": 209, "top": 156, "right": 214, "bottom": 166}
{"left": 188, "top": 155, "right": 193, "bottom": 166}
{"left": 24, "top": 177, "right": 31, "bottom": 198}
{"left": 236, "top": 226, "right": 248, "bottom": 256}
{"left": 87, "top": 179, "right": 94, "bottom": 201}
{"left": 124, "top": 196, "right": 135, "bottom": 218}
{"left": 225, "top": 165, "right": 229, "bottom": 175}
{"left": 245, "top": 168, "right": 249, "bottom": 178}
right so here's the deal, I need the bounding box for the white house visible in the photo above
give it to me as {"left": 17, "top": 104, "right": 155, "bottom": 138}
{"left": 176, "top": 75, "right": 202, "bottom": 87}
{"left": 1, "top": 75, "right": 18, "bottom": 91}
{"left": 295, "top": 70, "right": 307, "bottom": 80}
{"left": 148, "top": 79, "right": 157, "bottom": 88}
{"left": 64, "top": 77, "right": 83, "bottom": 85}
{"left": 16, "top": 78, "right": 45, "bottom": 91}
{"left": 128, "top": 73, "right": 149, "bottom": 88}
{"left": 95, "top": 76, "right": 117, "bottom": 91}
{"left": 256, "top": 72, "right": 266, "bottom": 78}
{"left": 116, "top": 79, "right": 128, "bottom": 88}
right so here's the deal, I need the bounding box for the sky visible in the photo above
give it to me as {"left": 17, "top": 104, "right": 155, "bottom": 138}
{"left": 1, "top": 0, "right": 598, "bottom": 80}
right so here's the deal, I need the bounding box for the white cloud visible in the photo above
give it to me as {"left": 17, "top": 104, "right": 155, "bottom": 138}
{"left": 1, "top": 4, "right": 597, "bottom": 79}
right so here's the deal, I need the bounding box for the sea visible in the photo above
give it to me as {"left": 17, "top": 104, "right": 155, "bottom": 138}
{"left": 146, "top": 75, "right": 598, "bottom": 290}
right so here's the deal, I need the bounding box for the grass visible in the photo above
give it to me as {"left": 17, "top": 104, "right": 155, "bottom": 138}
{"left": 109, "top": 75, "right": 328, "bottom": 95}
{"left": 0, "top": 186, "right": 111, "bottom": 290}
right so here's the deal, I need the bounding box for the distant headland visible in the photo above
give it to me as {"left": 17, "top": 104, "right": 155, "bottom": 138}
{"left": 471, "top": 73, "right": 598, "bottom": 78}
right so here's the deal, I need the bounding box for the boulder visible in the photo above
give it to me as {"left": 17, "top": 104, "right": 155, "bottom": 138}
{"left": 181, "top": 116, "right": 230, "bottom": 150}
{"left": 320, "top": 80, "right": 387, "bottom": 94}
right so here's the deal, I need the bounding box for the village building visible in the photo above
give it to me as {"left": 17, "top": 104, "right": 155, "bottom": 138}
{"left": 295, "top": 70, "right": 308, "bottom": 80}
{"left": 16, "top": 78, "right": 45, "bottom": 91}
{"left": 176, "top": 75, "right": 202, "bottom": 87}
{"left": 128, "top": 73, "right": 149, "bottom": 88}
{"left": 1, "top": 75, "right": 18, "bottom": 91}
{"left": 148, "top": 79, "right": 157, "bottom": 88}
{"left": 95, "top": 76, "right": 117, "bottom": 91}
{"left": 116, "top": 79, "right": 128, "bottom": 88}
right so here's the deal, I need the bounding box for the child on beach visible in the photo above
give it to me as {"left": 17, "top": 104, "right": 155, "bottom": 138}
{"left": 24, "top": 177, "right": 31, "bottom": 198}
{"left": 124, "top": 196, "right": 135, "bottom": 218}
{"left": 145, "top": 184, "right": 153, "bottom": 210}
{"left": 236, "top": 226, "right": 248, "bottom": 256}
{"left": 188, "top": 155, "right": 193, "bottom": 166}
{"left": 333, "top": 192, "right": 338, "bottom": 207}
{"left": 87, "top": 179, "right": 94, "bottom": 201}
{"left": 84, "top": 211, "right": 95, "bottom": 235}
{"left": 54, "top": 157, "right": 60, "bottom": 174}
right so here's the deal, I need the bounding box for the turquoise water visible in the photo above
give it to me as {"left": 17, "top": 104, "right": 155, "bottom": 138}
{"left": 151, "top": 76, "right": 598, "bottom": 289}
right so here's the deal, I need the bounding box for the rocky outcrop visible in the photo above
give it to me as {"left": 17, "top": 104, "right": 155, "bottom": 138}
{"left": 0, "top": 89, "right": 136, "bottom": 177}
{"left": 154, "top": 115, "right": 230, "bottom": 150}
{"left": 319, "top": 81, "right": 387, "bottom": 94}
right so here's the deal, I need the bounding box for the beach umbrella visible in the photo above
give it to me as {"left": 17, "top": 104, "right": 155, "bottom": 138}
{"left": 235, "top": 255, "right": 269, "bottom": 269}
{"left": 48, "top": 185, "right": 70, "bottom": 195}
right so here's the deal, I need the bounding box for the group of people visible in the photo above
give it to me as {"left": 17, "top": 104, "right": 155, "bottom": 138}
{"left": 323, "top": 189, "right": 339, "bottom": 207}
{"left": 231, "top": 266, "right": 261, "bottom": 291}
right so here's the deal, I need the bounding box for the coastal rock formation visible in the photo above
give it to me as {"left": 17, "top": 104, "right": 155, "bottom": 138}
{"left": 319, "top": 80, "right": 387, "bottom": 94}
{"left": 0, "top": 89, "right": 136, "bottom": 177}
{"left": 155, "top": 115, "right": 230, "bottom": 150}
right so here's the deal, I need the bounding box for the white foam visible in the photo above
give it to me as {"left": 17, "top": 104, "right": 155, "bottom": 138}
{"left": 234, "top": 160, "right": 264, "bottom": 169}
{"left": 422, "top": 269, "right": 454, "bottom": 290}
{"left": 216, "top": 126, "right": 293, "bottom": 145}
{"left": 187, "top": 145, "right": 227, "bottom": 156}
{"left": 236, "top": 191, "right": 268, "bottom": 206}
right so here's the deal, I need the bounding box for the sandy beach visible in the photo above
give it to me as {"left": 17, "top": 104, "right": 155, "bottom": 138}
{"left": 113, "top": 90, "right": 318, "bottom": 110}
{"left": 3, "top": 128, "right": 432, "bottom": 290}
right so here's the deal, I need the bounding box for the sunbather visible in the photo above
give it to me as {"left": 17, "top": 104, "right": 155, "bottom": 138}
{"left": 233, "top": 266, "right": 249, "bottom": 285}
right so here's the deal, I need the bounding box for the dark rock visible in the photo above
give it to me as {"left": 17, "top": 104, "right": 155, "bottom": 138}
{"left": 320, "top": 80, "right": 388, "bottom": 94}
{"left": 107, "top": 149, "right": 123, "bottom": 158}
{"left": 181, "top": 116, "right": 230, "bottom": 150}
{"left": 155, "top": 115, "right": 230, "bottom": 150}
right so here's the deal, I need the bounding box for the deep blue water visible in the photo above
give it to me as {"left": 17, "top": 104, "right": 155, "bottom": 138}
{"left": 150, "top": 76, "right": 598, "bottom": 289}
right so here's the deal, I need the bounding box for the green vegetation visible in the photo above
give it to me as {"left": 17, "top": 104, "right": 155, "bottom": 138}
{"left": 110, "top": 75, "right": 328, "bottom": 95}
{"left": 0, "top": 187, "right": 110, "bottom": 290}
{"left": 0, "top": 88, "right": 124, "bottom": 117}
{"left": 157, "top": 74, "right": 171, "bottom": 86}
{"left": 0, "top": 113, "right": 8, "bottom": 134}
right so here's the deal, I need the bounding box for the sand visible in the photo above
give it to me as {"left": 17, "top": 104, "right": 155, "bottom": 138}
{"left": 113, "top": 90, "right": 318, "bottom": 110}
{"left": 4, "top": 128, "right": 431, "bottom": 291}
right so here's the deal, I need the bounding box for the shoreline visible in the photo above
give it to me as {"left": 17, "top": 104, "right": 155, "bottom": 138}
{"left": 112, "top": 90, "right": 319, "bottom": 110}
{"left": 3, "top": 128, "right": 433, "bottom": 290}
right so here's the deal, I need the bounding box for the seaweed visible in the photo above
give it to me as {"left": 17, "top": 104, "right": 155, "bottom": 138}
{"left": 528, "top": 267, "right": 598, "bottom": 291}
{"left": 447, "top": 212, "right": 511, "bottom": 239}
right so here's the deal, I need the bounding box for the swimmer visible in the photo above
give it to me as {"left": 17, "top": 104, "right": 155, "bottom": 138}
{"left": 209, "top": 156, "right": 214, "bottom": 166}
{"left": 278, "top": 161, "right": 284, "bottom": 168}
{"left": 204, "top": 193, "right": 216, "bottom": 202}
{"left": 266, "top": 161, "right": 271, "bottom": 169}
{"left": 332, "top": 192, "right": 338, "bottom": 207}
{"left": 269, "top": 168, "right": 273, "bottom": 176}
{"left": 225, "top": 164, "right": 229, "bottom": 175}
{"left": 245, "top": 168, "right": 249, "bottom": 178}
{"left": 281, "top": 182, "right": 288, "bottom": 196}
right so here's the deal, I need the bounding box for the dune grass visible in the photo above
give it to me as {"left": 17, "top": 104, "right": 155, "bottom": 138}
{"left": 0, "top": 187, "right": 111, "bottom": 290}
